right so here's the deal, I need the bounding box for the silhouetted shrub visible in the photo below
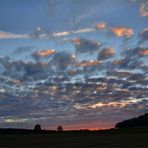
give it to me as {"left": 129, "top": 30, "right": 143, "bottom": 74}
{"left": 115, "top": 113, "right": 148, "bottom": 128}
{"left": 34, "top": 124, "right": 42, "bottom": 131}
{"left": 57, "top": 125, "right": 63, "bottom": 131}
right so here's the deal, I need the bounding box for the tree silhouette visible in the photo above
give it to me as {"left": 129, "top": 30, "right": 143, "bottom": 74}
{"left": 57, "top": 125, "right": 63, "bottom": 131}
{"left": 34, "top": 124, "right": 42, "bottom": 131}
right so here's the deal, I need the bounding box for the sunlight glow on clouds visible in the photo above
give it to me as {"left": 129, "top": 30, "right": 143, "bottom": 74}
{"left": 90, "top": 98, "right": 146, "bottom": 108}
{"left": 96, "top": 22, "right": 106, "bottom": 30}
{"left": 0, "top": 0, "right": 147, "bottom": 130}
{"left": 4, "top": 118, "right": 28, "bottom": 123}
{"left": 33, "top": 49, "right": 56, "bottom": 57}
{"left": 140, "top": 49, "right": 148, "bottom": 55}
{"left": 110, "top": 27, "right": 134, "bottom": 38}
{"left": 76, "top": 60, "right": 103, "bottom": 67}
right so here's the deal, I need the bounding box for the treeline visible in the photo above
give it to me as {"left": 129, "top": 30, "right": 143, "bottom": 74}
{"left": 115, "top": 113, "right": 148, "bottom": 128}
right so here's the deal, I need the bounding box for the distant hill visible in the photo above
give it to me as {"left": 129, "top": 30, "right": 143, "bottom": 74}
{"left": 115, "top": 113, "right": 148, "bottom": 128}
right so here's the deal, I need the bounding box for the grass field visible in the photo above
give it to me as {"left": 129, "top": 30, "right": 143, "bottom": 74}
{"left": 0, "top": 128, "right": 148, "bottom": 148}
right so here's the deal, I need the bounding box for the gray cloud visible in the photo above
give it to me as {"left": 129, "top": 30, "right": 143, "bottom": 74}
{"left": 51, "top": 51, "right": 76, "bottom": 71}
{"left": 139, "top": 28, "right": 148, "bottom": 44}
{"left": 0, "top": 44, "right": 147, "bottom": 130}
{"left": 12, "top": 46, "right": 35, "bottom": 55}
{"left": 98, "top": 47, "right": 116, "bottom": 60}
{"left": 72, "top": 38, "right": 102, "bottom": 54}
{"left": 30, "top": 27, "right": 50, "bottom": 39}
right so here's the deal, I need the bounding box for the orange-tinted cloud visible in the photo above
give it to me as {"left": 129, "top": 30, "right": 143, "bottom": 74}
{"left": 140, "top": 49, "right": 148, "bottom": 56}
{"left": 72, "top": 38, "right": 81, "bottom": 45}
{"left": 34, "top": 49, "right": 56, "bottom": 57}
{"left": 90, "top": 99, "right": 137, "bottom": 109}
{"left": 110, "top": 27, "right": 134, "bottom": 37}
{"left": 96, "top": 22, "right": 106, "bottom": 30}
{"left": 76, "top": 60, "right": 103, "bottom": 67}
{"left": 140, "top": 2, "right": 148, "bottom": 17}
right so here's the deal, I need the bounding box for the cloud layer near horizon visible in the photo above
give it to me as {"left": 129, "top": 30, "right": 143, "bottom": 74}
{"left": 0, "top": 39, "right": 147, "bottom": 129}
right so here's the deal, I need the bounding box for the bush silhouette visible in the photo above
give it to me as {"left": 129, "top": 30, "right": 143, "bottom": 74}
{"left": 115, "top": 113, "right": 148, "bottom": 128}
{"left": 34, "top": 124, "right": 42, "bottom": 131}
{"left": 57, "top": 125, "right": 63, "bottom": 131}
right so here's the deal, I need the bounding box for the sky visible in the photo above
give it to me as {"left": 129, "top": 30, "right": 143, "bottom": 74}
{"left": 0, "top": 0, "right": 148, "bottom": 130}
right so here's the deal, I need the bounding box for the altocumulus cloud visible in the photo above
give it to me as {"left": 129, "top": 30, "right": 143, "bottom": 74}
{"left": 140, "top": 2, "right": 148, "bottom": 17}
{"left": 0, "top": 22, "right": 147, "bottom": 129}
{"left": 98, "top": 47, "right": 116, "bottom": 60}
{"left": 0, "top": 31, "right": 28, "bottom": 39}
{"left": 139, "top": 28, "right": 148, "bottom": 44}
{"left": 72, "top": 38, "right": 102, "bottom": 54}
{"left": 110, "top": 26, "right": 134, "bottom": 38}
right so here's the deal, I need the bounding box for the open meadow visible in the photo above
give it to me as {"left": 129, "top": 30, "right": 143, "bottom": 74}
{"left": 0, "top": 128, "right": 148, "bottom": 148}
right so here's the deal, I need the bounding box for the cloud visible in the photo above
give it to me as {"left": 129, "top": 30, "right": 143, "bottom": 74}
{"left": 112, "top": 58, "right": 143, "bottom": 71}
{"left": 0, "top": 62, "right": 147, "bottom": 129}
{"left": 0, "top": 56, "right": 10, "bottom": 73}
{"left": 13, "top": 46, "right": 35, "bottom": 54}
{"left": 127, "top": 73, "right": 146, "bottom": 82}
{"left": 72, "top": 38, "right": 102, "bottom": 54}
{"left": 140, "top": 64, "right": 148, "bottom": 72}
{"left": 30, "top": 27, "right": 96, "bottom": 39}
{"left": 96, "top": 22, "right": 106, "bottom": 30}
{"left": 110, "top": 26, "right": 134, "bottom": 38}
{"left": 3, "top": 118, "right": 28, "bottom": 123}
{"left": 89, "top": 99, "right": 137, "bottom": 108}
{"left": 140, "top": 2, "right": 148, "bottom": 17}
{"left": 139, "top": 28, "right": 148, "bottom": 44}
{"left": 67, "top": 69, "right": 82, "bottom": 76}
{"left": 1, "top": 60, "right": 50, "bottom": 81}
{"left": 139, "top": 49, "right": 148, "bottom": 56}
{"left": 0, "top": 31, "right": 28, "bottom": 39}
{"left": 109, "top": 46, "right": 148, "bottom": 72}
{"left": 119, "top": 58, "right": 143, "bottom": 70}
{"left": 107, "top": 70, "right": 133, "bottom": 78}
{"left": 98, "top": 47, "right": 116, "bottom": 60}
{"left": 71, "top": 28, "right": 96, "bottom": 34}
{"left": 1, "top": 52, "right": 77, "bottom": 82}
{"left": 51, "top": 51, "right": 76, "bottom": 70}
{"left": 32, "top": 49, "right": 56, "bottom": 60}
{"left": 30, "top": 27, "right": 50, "bottom": 39}
{"left": 122, "top": 46, "right": 148, "bottom": 58}
{"left": 76, "top": 60, "right": 103, "bottom": 67}
{"left": 53, "top": 28, "right": 95, "bottom": 37}
{"left": 53, "top": 31, "right": 70, "bottom": 37}
{"left": 0, "top": 27, "right": 95, "bottom": 40}
{"left": 0, "top": 0, "right": 148, "bottom": 130}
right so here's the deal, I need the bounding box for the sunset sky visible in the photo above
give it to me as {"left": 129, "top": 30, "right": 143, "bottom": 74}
{"left": 0, "top": 0, "right": 148, "bottom": 130}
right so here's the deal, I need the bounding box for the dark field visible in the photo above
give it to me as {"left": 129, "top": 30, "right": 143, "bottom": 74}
{"left": 0, "top": 128, "right": 148, "bottom": 148}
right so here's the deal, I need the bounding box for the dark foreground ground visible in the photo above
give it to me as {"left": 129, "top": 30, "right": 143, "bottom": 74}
{"left": 0, "top": 127, "right": 148, "bottom": 148}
